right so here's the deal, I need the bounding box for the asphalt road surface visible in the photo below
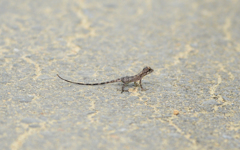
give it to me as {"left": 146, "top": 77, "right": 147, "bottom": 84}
{"left": 0, "top": 0, "right": 240, "bottom": 149}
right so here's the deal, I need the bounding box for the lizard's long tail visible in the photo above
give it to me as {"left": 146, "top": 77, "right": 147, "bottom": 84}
{"left": 57, "top": 74, "right": 121, "bottom": 85}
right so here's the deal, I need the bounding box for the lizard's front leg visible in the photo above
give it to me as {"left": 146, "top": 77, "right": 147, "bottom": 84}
{"left": 139, "top": 79, "right": 147, "bottom": 91}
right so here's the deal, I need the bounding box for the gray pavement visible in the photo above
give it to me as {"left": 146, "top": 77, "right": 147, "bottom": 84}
{"left": 0, "top": 0, "right": 240, "bottom": 149}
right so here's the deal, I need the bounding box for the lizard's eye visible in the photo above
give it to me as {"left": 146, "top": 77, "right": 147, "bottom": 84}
{"left": 148, "top": 68, "right": 153, "bottom": 73}
{"left": 143, "top": 66, "right": 153, "bottom": 74}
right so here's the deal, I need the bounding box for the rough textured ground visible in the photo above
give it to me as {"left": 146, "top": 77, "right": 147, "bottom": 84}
{"left": 0, "top": 0, "right": 240, "bottom": 149}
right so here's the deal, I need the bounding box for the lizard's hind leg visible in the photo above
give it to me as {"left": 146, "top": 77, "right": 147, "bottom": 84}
{"left": 121, "top": 83, "right": 129, "bottom": 93}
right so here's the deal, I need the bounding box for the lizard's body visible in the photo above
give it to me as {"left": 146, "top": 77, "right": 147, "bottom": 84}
{"left": 57, "top": 66, "right": 154, "bottom": 93}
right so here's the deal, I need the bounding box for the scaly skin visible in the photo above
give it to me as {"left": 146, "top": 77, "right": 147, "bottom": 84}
{"left": 57, "top": 66, "right": 154, "bottom": 93}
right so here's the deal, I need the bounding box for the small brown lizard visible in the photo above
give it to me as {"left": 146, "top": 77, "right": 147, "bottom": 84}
{"left": 57, "top": 66, "right": 154, "bottom": 93}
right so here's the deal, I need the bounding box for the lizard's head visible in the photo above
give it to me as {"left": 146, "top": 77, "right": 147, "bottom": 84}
{"left": 142, "top": 66, "right": 154, "bottom": 75}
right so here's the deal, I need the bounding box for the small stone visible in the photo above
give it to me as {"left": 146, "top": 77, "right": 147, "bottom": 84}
{"left": 173, "top": 110, "right": 179, "bottom": 115}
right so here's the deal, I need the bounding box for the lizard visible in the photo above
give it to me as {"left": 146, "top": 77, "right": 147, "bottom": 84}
{"left": 57, "top": 66, "right": 154, "bottom": 93}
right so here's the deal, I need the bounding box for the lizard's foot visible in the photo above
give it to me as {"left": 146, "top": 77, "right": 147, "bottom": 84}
{"left": 121, "top": 90, "right": 129, "bottom": 93}
{"left": 141, "top": 88, "right": 148, "bottom": 91}
{"left": 117, "top": 89, "right": 129, "bottom": 93}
